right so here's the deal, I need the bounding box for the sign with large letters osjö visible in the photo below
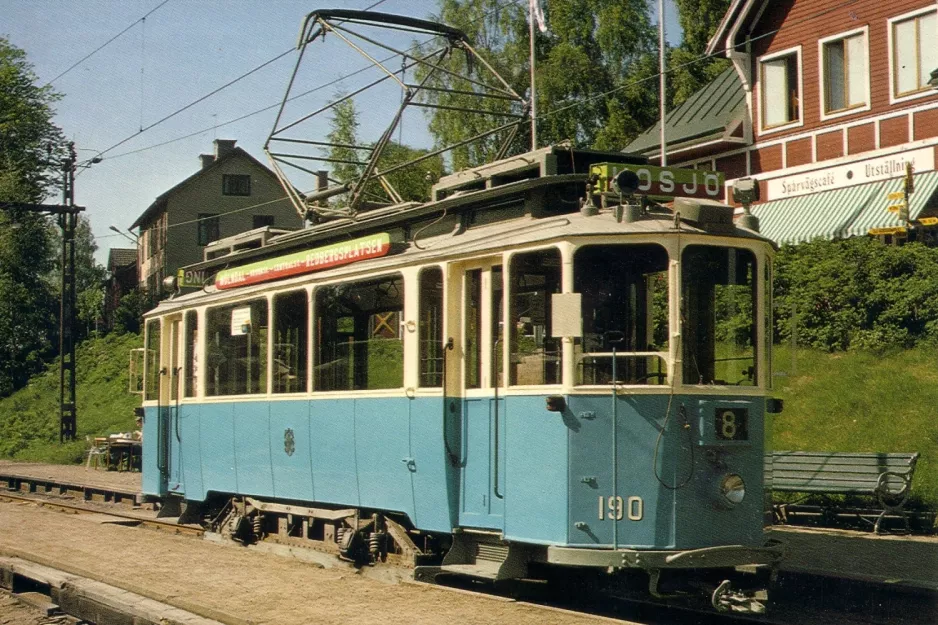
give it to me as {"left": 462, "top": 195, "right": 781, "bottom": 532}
{"left": 214, "top": 232, "right": 392, "bottom": 290}
{"left": 591, "top": 163, "right": 725, "bottom": 200}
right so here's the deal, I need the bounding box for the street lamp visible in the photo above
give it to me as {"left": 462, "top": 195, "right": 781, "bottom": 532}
{"left": 109, "top": 225, "right": 138, "bottom": 245}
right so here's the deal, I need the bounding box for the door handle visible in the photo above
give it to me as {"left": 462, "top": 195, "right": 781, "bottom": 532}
{"left": 401, "top": 457, "right": 417, "bottom": 472}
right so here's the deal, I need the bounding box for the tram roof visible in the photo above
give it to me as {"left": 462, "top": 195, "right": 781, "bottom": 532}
{"left": 150, "top": 193, "right": 772, "bottom": 315}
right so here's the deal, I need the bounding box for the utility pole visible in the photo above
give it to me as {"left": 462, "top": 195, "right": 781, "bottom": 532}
{"left": 59, "top": 143, "right": 79, "bottom": 442}
{"left": 0, "top": 142, "right": 83, "bottom": 442}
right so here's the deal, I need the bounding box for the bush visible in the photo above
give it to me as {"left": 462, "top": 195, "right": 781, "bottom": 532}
{"left": 775, "top": 238, "right": 938, "bottom": 352}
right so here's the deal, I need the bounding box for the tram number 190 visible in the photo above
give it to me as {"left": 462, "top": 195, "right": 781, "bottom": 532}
{"left": 598, "top": 496, "right": 644, "bottom": 521}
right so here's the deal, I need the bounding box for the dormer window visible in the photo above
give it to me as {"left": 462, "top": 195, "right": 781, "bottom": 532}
{"left": 760, "top": 47, "right": 802, "bottom": 132}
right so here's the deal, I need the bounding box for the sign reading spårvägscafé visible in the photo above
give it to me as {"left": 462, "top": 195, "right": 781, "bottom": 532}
{"left": 214, "top": 232, "right": 392, "bottom": 290}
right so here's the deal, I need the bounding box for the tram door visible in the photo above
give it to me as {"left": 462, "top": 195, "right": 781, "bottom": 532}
{"left": 158, "top": 314, "right": 185, "bottom": 494}
{"left": 457, "top": 261, "right": 506, "bottom": 529}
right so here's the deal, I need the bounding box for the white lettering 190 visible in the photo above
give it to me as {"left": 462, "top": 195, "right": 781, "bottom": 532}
{"left": 597, "top": 496, "right": 644, "bottom": 521}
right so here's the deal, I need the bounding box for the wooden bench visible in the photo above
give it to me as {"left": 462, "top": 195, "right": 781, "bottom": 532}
{"left": 768, "top": 451, "right": 919, "bottom": 533}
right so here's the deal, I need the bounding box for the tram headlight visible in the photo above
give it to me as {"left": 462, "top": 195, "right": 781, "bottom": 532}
{"left": 719, "top": 473, "right": 746, "bottom": 506}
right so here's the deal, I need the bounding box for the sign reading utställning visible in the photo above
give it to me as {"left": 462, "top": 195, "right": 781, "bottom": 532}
{"left": 214, "top": 232, "right": 392, "bottom": 290}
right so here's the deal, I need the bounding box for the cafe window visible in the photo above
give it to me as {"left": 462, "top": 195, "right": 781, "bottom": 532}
{"left": 315, "top": 275, "right": 404, "bottom": 391}
{"left": 821, "top": 30, "right": 868, "bottom": 115}
{"left": 419, "top": 267, "right": 444, "bottom": 388}
{"left": 760, "top": 48, "right": 801, "bottom": 130}
{"left": 509, "top": 249, "right": 561, "bottom": 386}
{"left": 890, "top": 8, "right": 938, "bottom": 99}
{"left": 273, "top": 290, "right": 308, "bottom": 393}
{"left": 184, "top": 311, "right": 198, "bottom": 397}
{"left": 144, "top": 319, "right": 161, "bottom": 401}
{"left": 205, "top": 299, "right": 269, "bottom": 396}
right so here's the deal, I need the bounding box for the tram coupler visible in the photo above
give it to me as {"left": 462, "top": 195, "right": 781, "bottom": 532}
{"left": 711, "top": 579, "right": 768, "bottom": 614}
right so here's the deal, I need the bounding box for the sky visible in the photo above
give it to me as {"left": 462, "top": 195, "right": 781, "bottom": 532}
{"left": 2, "top": 0, "right": 681, "bottom": 264}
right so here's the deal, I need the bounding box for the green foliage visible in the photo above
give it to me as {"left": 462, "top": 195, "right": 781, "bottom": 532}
{"left": 325, "top": 95, "right": 362, "bottom": 187}
{"left": 0, "top": 38, "right": 67, "bottom": 200}
{"left": 0, "top": 332, "right": 143, "bottom": 463}
{"left": 774, "top": 238, "right": 938, "bottom": 352}
{"left": 112, "top": 287, "right": 150, "bottom": 335}
{"left": 669, "top": 0, "right": 732, "bottom": 107}
{"left": 420, "top": 0, "right": 659, "bottom": 165}
{"left": 325, "top": 95, "right": 444, "bottom": 205}
{"left": 771, "top": 346, "right": 938, "bottom": 507}
{"left": 0, "top": 38, "right": 67, "bottom": 398}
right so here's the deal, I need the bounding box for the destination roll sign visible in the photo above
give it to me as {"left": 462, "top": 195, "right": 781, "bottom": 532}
{"left": 215, "top": 232, "right": 392, "bottom": 290}
{"left": 591, "top": 162, "right": 725, "bottom": 200}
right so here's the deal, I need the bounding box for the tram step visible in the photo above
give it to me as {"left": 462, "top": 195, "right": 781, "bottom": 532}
{"left": 438, "top": 562, "right": 502, "bottom": 580}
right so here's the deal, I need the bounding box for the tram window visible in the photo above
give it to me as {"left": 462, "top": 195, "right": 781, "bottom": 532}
{"left": 765, "top": 259, "right": 773, "bottom": 390}
{"left": 465, "top": 269, "right": 482, "bottom": 389}
{"left": 682, "top": 246, "right": 757, "bottom": 386}
{"left": 315, "top": 275, "right": 403, "bottom": 391}
{"left": 144, "top": 320, "right": 161, "bottom": 401}
{"left": 273, "top": 290, "right": 308, "bottom": 394}
{"left": 492, "top": 266, "right": 504, "bottom": 387}
{"left": 205, "top": 299, "right": 269, "bottom": 396}
{"left": 419, "top": 267, "right": 444, "bottom": 388}
{"left": 509, "top": 249, "right": 561, "bottom": 386}
{"left": 574, "top": 244, "right": 669, "bottom": 385}
{"left": 184, "top": 311, "right": 198, "bottom": 397}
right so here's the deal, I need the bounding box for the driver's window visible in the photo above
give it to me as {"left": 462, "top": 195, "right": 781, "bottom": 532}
{"left": 681, "top": 245, "right": 757, "bottom": 386}
{"left": 573, "top": 244, "right": 669, "bottom": 385}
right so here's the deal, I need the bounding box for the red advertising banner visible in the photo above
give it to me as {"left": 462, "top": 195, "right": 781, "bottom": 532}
{"left": 215, "top": 232, "right": 392, "bottom": 290}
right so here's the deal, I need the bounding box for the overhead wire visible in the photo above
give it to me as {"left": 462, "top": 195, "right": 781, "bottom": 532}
{"left": 103, "top": 0, "right": 528, "bottom": 164}
{"left": 44, "top": 0, "right": 172, "bottom": 87}
{"left": 86, "top": 0, "right": 394, "bottom": 165}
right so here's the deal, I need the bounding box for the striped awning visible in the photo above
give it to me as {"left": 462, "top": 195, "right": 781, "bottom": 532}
{"left": 751, "top": 171, "right": 938, "bottom": 245}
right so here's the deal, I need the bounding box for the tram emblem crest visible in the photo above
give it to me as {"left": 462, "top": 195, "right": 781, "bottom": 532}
{"left": 284, "top": 428, "right": 296, "bottom": 456}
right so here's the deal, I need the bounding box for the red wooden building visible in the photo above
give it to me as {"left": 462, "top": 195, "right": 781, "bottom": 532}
{"left": 626, "top": 0, "right": 938, "bottom": 244}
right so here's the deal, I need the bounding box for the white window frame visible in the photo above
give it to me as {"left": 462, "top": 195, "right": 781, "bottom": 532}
{"left": 888, "top": 6, "right": 938, "bottom": 105}
{"left": 818, "top": 26, "right": 871, "bottom": 121}
{"left": 758, "top": 45, "right": 804, "bottom": 135}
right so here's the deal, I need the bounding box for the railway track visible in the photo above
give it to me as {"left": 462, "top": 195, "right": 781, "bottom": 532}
{"left": 1, "top": 477, "right": 933, "bottom": 625}
{"left": 0, "top": 491, "right": 204, "bottom": 537}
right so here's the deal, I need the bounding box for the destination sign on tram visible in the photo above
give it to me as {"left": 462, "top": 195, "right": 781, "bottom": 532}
{"left": 591, "top": 162, "right": 725, "bottom": 200}
{"left": 214, "top": 232, "right": 392, "bottom": 290}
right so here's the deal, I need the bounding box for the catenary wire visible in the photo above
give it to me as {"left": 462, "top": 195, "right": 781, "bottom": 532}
{"left": 44, "top": 0, "right": 172, "bottom": 87}
{"left": 102, "top": 0, "right": 528, "bottom": 163}
{"left": 87, "top": 0, "right": 393, "bottom": 165}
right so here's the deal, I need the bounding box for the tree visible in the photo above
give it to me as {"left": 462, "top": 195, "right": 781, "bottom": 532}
{"left": 418, "top": 0, "right": 660, "bottom": 166}
{"left": 669, "top": 0, "right": 731, "bottom": 107}
{"left": 325, "top": 97, "right": 445, "bottom": 206}
{"left": 0, "top": 38, "right": 66, "bottom": 397}
{"left": 48, "top": 215, "right": 107, "bottom": 340}
{"left": 325, "top": 95, "right": 363, "bottom": 187}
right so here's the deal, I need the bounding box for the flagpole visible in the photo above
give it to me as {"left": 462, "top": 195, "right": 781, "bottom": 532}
{"left": 529, "top": 0, "right": 537, "bottom": 151}
{"left": 658, "top": 0, "right": 667, "bottom": 166}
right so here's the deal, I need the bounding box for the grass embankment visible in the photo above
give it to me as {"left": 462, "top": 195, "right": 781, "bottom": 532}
{"left": 0, "top": 332, "right": 142, "bottom": 464}
{"left": 771, "top": 346, "right": 938, "bottom": 507}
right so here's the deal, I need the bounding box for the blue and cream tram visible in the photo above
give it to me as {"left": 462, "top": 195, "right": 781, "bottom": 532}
{"left": 139, "top": 146, "right": 781, "bottom": 612}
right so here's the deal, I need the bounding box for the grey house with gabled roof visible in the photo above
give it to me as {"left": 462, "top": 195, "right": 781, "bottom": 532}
{"left": 130, "top": 139, "right": 302, "bottom": 297}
